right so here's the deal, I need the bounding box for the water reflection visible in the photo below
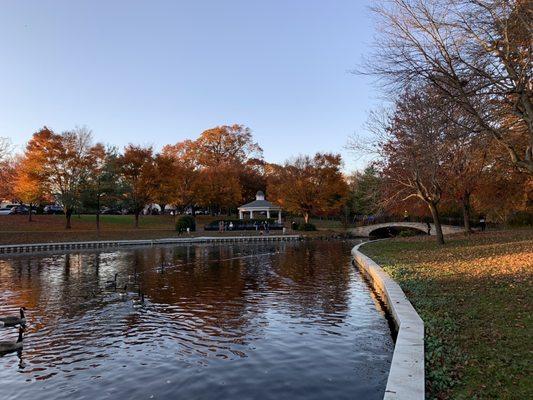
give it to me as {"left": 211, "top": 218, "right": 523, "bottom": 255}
{"left": 0, "top": 241, "right": 392, "bottom": 400}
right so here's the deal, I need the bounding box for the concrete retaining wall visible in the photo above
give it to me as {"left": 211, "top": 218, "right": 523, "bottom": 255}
{"left": 0, "top": 235, "right": 301, "bottom": 256}
{"left": 352, "top": 242, "right": 425, "bottom": 400}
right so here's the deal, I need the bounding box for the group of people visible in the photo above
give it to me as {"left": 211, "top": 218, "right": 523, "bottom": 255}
{"left": 218, "top": 220, "right": 235, "bottom": 232}
{"left": 217, "top": 220, "right": 271, "bottom": 234}
{"left": 255, "top": 220, "right": 270, "bottom": 234}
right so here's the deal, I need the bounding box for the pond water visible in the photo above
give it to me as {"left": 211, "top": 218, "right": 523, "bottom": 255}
{"left": 0, "top": 240, "right": 393, "bottom": 400}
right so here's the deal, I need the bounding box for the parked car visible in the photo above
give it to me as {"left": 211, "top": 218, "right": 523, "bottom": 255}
{"left": 101, "top": 207, "right": 123, "bottom": 215}
{"left": 11, "top": 205, "right": 36, "bottom": 215}
{"left": 0, "top": 205, "right": 36, "bottom": 215}
{"left": 0, "top": 207, "right": 15, "bottom": 215}
{"left": 43, "top": 205, "right": 64, "bottom": 214}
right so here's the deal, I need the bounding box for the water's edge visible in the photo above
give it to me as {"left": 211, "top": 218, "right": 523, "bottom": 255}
{"left": 352, "top": 242, "right": 425, "bottom": 400}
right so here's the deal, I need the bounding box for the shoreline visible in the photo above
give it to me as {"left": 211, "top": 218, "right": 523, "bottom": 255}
{"left": 352, "top": 242, "right": 425, "bottom": 400}
{"left": 0, "top": 235, "right": 303, "bottom": 256}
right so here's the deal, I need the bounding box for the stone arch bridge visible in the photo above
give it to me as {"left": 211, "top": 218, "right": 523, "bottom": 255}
{"left": 350, "top": 222, "right": 463, "bottom": 237}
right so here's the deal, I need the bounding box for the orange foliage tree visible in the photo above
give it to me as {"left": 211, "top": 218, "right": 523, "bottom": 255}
{"left": 164, "top": 124, "right": 263, "bottom": 214}
{"left": 161, "top": 140, "right": 201, "bottom": 212}
{"left": 149, "top": 153, "right": 178, "bottom": 213}
{"left": 117, "top": 145, "right": 155, "bottom": 227}
{"left": 24, "top": 126, "right": 100, "bottom": 229}
{"left": 267, "top": 153, "right": 348, "bottom": 223}
{"left": 13, "top": 155, "right": 47, "bottom": 221}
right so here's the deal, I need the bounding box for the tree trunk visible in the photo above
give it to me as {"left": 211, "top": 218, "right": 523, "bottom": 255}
{"left": 462, "top": 191, "right": 472, "bottom": 234}
{"left": 28, "top": 203, "right": 33, "bottom": 222}
{"left": 65, "top": 209, "right": 73, "bottom": 230}
{"left": 96, "top": 195, "right": 100, "bottom": 235}
{"left": 428, "top": 202, "right": 444, "bottom": 245}
{"left": 134, "top": 212, "right": 140, "bottom": 228}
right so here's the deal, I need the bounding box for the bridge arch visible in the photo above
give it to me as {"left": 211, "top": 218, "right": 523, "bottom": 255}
{"left": 350, "top": 222, "right": 463, "bottom": 237}
{"left": 367, "top": 224, "right": 428, "bottom": 238}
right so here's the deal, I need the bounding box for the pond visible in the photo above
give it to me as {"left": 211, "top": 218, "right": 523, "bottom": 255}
{"left": 0, "top": 240, "right": 393, "bottom": 400}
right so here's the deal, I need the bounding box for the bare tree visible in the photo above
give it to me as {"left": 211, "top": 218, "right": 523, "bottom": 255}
{"left": 364, "top": 0, "right": 533, "bottom": 173}
{"left": 377, "top": 87, "right": 454, "bottom": 244}
{"left": 0, "top": 137, "right": 13, "bottom": 163}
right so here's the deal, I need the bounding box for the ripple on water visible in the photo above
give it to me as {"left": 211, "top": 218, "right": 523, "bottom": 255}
{"left": 0, "top": 241, "right": 392, "bottom": 400}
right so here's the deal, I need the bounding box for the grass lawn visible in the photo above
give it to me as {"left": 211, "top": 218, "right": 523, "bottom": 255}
{"left": 360, "top": 229, "right": 533, "bottom": 400}
{"left": 0, "top": 214, "right": 337, "bottom": 244}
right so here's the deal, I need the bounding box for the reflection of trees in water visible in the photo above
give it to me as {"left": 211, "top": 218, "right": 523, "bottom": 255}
{"left": 130, "top": 245, "right": 258, "bottom": 336}
{"left": 274, "top": 241, "right": 351, "bottom": 321}
{"left": 0, "top": 242, "right": 354, "bottom": 353}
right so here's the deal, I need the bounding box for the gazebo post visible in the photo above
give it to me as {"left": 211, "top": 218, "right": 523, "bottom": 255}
{"left": 238, "top": 191, "right": 282, "bottom": 225}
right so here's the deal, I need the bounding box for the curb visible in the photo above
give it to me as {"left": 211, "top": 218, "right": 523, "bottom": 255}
{"left": 352, "top": 242, "right": 425, "bottom": 400}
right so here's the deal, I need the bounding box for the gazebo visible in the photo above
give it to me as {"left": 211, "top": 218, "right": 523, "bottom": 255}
{"left": 238, "top": 191, "right": 282, "bottom": 223}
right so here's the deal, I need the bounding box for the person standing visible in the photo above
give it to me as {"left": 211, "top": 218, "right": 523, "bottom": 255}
{"left": 426, "top": 221, "right": 431, "bottom": 235}
{"left": 479, "top": 215, "right": 486, "bottom": 231}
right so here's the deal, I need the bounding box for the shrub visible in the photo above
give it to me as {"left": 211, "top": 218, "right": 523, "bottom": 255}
{"left": 507, "top": 211, "right": 533, "bottom": 227}
{"left": 298, "top": 223, "right": 317, "bottom": 231}
{"left": 176, "top": 215, "right": 196, "bottom": 233}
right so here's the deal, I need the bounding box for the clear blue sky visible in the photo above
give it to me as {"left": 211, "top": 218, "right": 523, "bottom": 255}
{"left": 0, "top": 0, "right": 377, "bottom": 171}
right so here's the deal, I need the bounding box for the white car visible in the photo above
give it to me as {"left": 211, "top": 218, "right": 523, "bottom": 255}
{"left": 0, "top": 207, "right": 15, "bottom": 215}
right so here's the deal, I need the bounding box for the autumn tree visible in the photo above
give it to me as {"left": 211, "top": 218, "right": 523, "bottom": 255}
{"left": 197, "top": 166, "right": 243, "bottom": 214}
{"left": 164, "top": 124, "right": 263, "bottom": 214}
{"left": 162, "top": 141, "right": 200, "bottom": 213}
{"left": 13, "top": 155, "right": 47, "bottom": 221}
{"left": 25, "top": 126, "right": 99, "bottom": 229}
{"left": 194, "top": 124, "right": 263, "bottom": 167}
{"left": 117, "top": 145, "right": 155, "bottom": 228}
{"left": 149, "top": 153, "right": 178, "bottom": 213}
{"left": 267, "top": 153, "right": 348, "bottom": 223}
{"left": 444, "top": 128, "right": 489, "bottom": 232}
{"left": 473, "top": 164, "right": 531, "bottom": 222}
{"left": 365, "top": 0, "right": 533, "bottom": 174}
{"left": 239, "top": 158, "right": 267, "bottom": 204}
{"left": 377, "top": 88, "right": 453, "bottom": 244}
{"left": 195, "top": 124, "right": 263, "bottom": 213}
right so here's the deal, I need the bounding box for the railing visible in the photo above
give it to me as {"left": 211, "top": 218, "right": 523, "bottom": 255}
{"left": 354, "top": 215, "right": 465, "bottom": 227}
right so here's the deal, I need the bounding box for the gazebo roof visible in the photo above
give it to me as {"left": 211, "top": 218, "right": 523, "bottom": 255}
{"left": 238, "top": 191, "right": 280, "bottom": 210}
{"left": 238, "top": 199, "right": 279, "bottom": 209}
